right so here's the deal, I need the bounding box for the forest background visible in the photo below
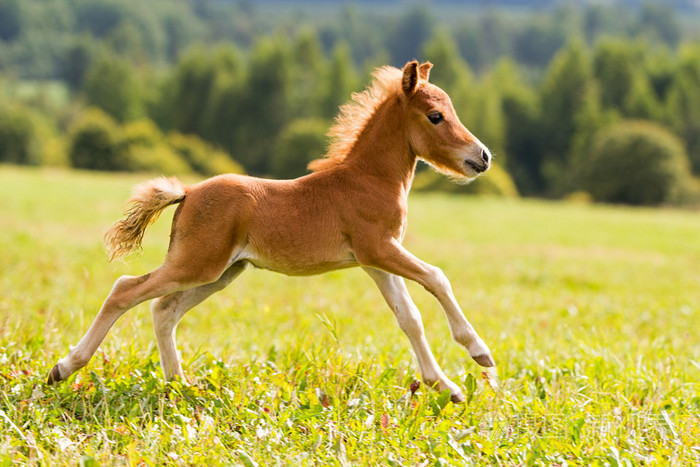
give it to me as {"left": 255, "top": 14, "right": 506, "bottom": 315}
{"left": 2, "top": 2, "right": 700, "bottom": 463}
{"left": 2, "top": 0, "right": 700, "bottom": 205}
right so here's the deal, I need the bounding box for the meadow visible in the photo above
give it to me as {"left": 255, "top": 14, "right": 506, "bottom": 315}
{"left": 0, "top": 166, "right": 698, "bottom": 465}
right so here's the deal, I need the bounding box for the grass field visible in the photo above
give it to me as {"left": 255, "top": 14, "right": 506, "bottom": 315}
{"left": 0, "top": 166, "right": 698, "bottom": 465}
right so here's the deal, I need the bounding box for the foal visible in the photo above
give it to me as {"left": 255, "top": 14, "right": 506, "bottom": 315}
{"left": 48, "top": 61, "right": 495, "bottom": 402}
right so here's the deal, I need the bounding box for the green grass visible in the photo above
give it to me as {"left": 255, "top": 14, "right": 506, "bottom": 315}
{"left": 0, "top": 165, "right": 698, "bottom": 465}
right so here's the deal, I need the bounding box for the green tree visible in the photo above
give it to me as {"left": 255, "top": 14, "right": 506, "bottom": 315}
{"left": 645, "top": 47, "right": 676, "bottom": 103}
{"left": 125, "top": 144, "right": 191, "bottom": 175}
{"left": 169, "top": 47, "right": 218, "bottom": 134}
{"left": 63, "top": 35, "right": 96, "bottom": 90}
{"left": 167, "top": 133, "right": 244, "bottom": 177}
{"left": 492, "top": 60, "right": 544, "bottom": 194}
{"left": 387, "top": 4, "right": 435, "bottom": 66}
{"left": 204, "top": 75, "right": 243, "bottom": 158}
{"left": 0, "top": 0, "right": 22, "bottom": 42}
{"left": 593, "top": 39, "right": 640, "bottom": 110}
{"left": 68, "top": 108, "right": 126, "bottom": 171}
{"left": 564, "top": 82, "right": 619, "bottom": 196}
{"left": 421, "top": 31, "right": 473, "bottom": 94}
{"left": 84, "top": 53, "right": 142, "bottom": 122}
{"left": 582, "top": 120, "right": 694, "bottom": 205}
{"left": 321, "top": 42, "right": 357, "bottom": 120}
{"left": 583, "top": 4, "right": 621, "bottom": 43}
{"left": 0, "top": 103, "right": 39, "bottom": 165}
{"left": 105, "top": 21, "right": 147, "bottom": 63}
{"left": 664, "top": 45, "right": 700, "bottom": 174}
{"left": 288, "top": 28, "right": 325, "bottom": 120}
{"left": 119, "top": 6, "right": 166, "bottom": 63}
{"left": 272, "top": 118, "right": 328, "bottom": 179}
{"left": 513, "top": 18, "right": 566, "bottom": 68}
{"left": 168, "top": 45, "right": 242, "bottom": 138}
{"left": 161, "top": 6, "right": 203, "bottom": 61}
{"left": 75, "top": 1, "right": 125, "bottom": 38}
{"left": 121, "top": 120, "right": 191, "bottom": 175}
{"left": 539, "top": 41, "right": 596, "bottom": 192}
{"left": 120, "top": 119, "right": 162, "bottom": 149}
{"left": 234, "top": 37, "right": 292, "bottom": 174}
{"left": 636, "top": 2, "right": 680, "bottom": 47}
{"left": 459, "top": 11, "right": 512, "bottom": 72}
{"left": 331, "top": 5, "right": 383, "bottom": 66}
{"left": 624, "top": 74, "right": 662, "bottom": 121}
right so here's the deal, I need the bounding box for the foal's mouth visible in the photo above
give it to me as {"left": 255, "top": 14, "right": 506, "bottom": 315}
{"left": 464, "top": 159, "right": 488, "bottom": 174}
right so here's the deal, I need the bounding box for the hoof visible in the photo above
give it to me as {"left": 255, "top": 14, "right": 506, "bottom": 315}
{"left": 472, "top": 353, "right": 495, "bottom": 368}
{"left": 46, "top": 364, "right": 63, "bottom": 385}
{"left": 450, "top": 391, "right": 466, "bottom": 404}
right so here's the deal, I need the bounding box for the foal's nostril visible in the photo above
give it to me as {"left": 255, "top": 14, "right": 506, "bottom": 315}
{"left": 481, "top": 149, "right": 490, "bottom": 164}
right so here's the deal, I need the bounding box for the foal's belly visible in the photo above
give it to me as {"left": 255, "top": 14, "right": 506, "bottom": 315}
{"left": 245, "top": 253, "right": 358, "bottom": 276}
{"left": 236, "top": 227, "right": 358, "bottom": 276}
{"left": 233, "top": 242, "right": 358, "bottom": 276}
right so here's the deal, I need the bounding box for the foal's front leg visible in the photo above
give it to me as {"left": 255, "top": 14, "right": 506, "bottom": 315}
{"left": 357, "top": 238, "right": 495, "bottom": 368}
{"left": 363, "top": 267, "right": 465, "bottom": 402}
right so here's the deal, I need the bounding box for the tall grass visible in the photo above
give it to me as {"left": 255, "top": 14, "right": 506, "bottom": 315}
{"left": 0, "top": 166, "right": 698, "bottom": 464}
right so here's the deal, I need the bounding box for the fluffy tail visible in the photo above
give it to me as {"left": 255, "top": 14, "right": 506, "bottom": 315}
{"left": 104, "top": 176, "right": 186, "bottom": 262}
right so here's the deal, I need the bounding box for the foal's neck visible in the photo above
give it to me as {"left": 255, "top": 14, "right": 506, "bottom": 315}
{"left": 345, "top": 98, "right": 417, "bottom": 196}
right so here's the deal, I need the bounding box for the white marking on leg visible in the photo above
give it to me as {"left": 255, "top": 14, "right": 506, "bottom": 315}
{"left": 357, "top": 239, "right": 494, "bottom": 368}
{"left": 151, "top": 293, "right": 187, "bottom": 380}
{"left": 423, "top": 266, "right": 492, "bottom": 361}
{"left": 54, "top": 271, "right": 181, "bottom": 381}
{"left": 364, "top": 267, "right": 463, "bottom": 400}
{"left": 151, "top": 262, "right": 247, "bottom": 380}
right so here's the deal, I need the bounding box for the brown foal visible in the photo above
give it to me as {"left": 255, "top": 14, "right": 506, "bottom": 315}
{"left": 48, "top": 61, "right": 495, "bottom": 402}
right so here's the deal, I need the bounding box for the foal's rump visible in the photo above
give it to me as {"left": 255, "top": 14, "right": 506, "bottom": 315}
{"left": 163, "top": 174, "right": 256, "bottom": 283}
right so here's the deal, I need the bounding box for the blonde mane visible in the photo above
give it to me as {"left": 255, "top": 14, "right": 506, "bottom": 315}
{"left": 308, "top": 66, "right": 403, "bottom": 172}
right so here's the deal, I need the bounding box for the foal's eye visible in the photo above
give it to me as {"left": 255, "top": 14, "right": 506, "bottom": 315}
{"left": 427, "top": 111, "right": 444, "bottom": 125}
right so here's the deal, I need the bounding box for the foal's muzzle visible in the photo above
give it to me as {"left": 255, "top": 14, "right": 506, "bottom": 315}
{"left": 465, "top": 148, "right": 491, "bottom": 173}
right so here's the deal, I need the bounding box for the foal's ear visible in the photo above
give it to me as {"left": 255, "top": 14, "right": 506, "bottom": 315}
{"left": 401, "top": 60, "right": 419, "bottom": 96}
{"left": 418, "top": 62, "right": 433, "bottom": 81}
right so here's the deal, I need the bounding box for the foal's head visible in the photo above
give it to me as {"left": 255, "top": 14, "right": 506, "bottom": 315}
{"left": 400, "top": 61, "right": 491, "bottom": 179}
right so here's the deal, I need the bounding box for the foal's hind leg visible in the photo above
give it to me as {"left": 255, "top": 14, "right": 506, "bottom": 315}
{"left": 47, "top": 267, "right": 208, "bottom": 384}
{"left": 151, "top": 261, "right": 247, "bottom": 380}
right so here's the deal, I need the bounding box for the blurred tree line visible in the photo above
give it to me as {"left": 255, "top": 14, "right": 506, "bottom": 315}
{"left": 1, "top": 0, "right": 699, "bottom": 205}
